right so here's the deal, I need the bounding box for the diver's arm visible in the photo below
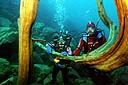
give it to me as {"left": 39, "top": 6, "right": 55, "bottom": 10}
{"left": 73, "top": 39, "right": 84, "bottom": 56}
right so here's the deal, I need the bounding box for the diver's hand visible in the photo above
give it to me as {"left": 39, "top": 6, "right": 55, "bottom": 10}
{"left": 46, "top": 43, "right": 53, "bottom": 54}
{"left": 61, "top": 51, "right": 68, "bottom": 56}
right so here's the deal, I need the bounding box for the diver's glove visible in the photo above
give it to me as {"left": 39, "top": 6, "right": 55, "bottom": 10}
{"left": 46, "top": 43, "right": 53, "bottom": 54}
{"left": 54, "top": 58, "right": 60, "bottom": 63}
{"left": 61, "top": 51, "right": 68, "bottom": 56}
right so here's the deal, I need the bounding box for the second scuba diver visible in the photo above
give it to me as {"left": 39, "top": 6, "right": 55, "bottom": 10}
{"left": 73, "top": 21, "right": 111, "bottom": 85}
{"left": 46, "top": 30, "right": 72, "bottom": 85}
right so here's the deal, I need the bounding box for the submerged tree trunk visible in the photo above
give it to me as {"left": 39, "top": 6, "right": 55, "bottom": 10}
{"left": 18, "top": 0, "right": 38, "bottom": 85}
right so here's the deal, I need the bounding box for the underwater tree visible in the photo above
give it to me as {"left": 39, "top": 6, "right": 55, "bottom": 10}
{"left": 18, "top": 0, "right": 38, "bottom": 85}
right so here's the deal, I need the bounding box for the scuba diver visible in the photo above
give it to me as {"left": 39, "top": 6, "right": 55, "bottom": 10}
{"left": 46, "top": 30, "right": 72, "bottom": 85}
{"left": 73, "top": 21, "right": 106, "bottom": 55}
{"left": 73, "top": 21, "right": 111, "bottom": 85}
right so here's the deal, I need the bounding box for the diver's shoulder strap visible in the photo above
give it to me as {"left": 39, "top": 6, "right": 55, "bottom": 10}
{"left": 82, "top": 34, "right": 88, "bottom": 42}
